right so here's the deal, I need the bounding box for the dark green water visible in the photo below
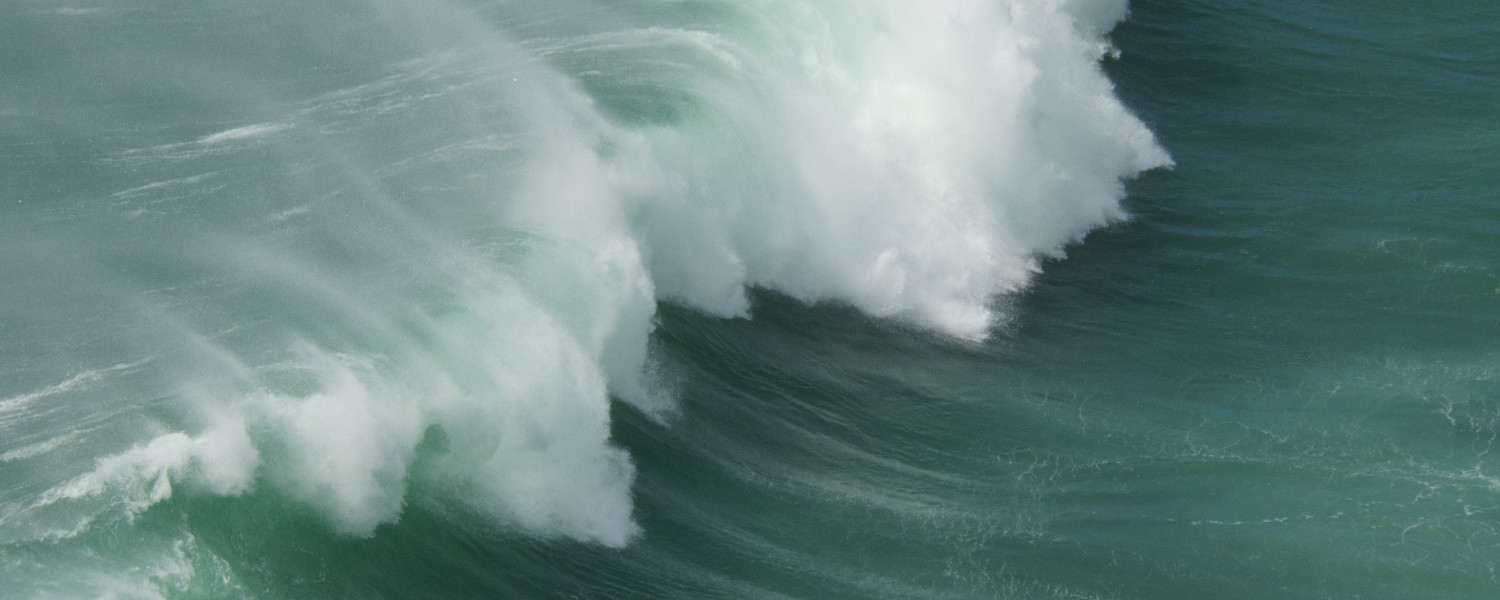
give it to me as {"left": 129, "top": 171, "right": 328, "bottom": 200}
{"left": 2, "top": 0, "right": 1497, "bottom": 598}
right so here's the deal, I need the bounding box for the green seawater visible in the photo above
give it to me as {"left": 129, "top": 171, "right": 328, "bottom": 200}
{"left": 2, "top": 1, "right": 1497, "bottom": 598}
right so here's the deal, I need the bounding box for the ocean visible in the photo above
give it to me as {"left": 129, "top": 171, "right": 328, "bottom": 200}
{"left": 2, "top": 0, "right": 1497, "bottom": 598}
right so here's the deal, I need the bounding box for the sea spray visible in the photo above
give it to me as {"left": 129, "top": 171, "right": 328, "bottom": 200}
{"left": 0, "top": 1, "right": 1165, "bottom": 591}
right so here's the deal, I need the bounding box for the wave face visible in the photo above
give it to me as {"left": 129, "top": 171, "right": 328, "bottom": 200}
{"left": 0, "top": 0, "right": 1164, "bottom": 583}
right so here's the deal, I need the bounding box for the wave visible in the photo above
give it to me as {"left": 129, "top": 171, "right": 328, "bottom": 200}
{"left": 0, "top": 0, "right": 1166, "bottom": 557}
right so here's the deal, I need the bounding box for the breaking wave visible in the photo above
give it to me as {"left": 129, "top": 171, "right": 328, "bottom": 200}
{"left": 0, "top": 0, "right": 1166, "bottom": 561}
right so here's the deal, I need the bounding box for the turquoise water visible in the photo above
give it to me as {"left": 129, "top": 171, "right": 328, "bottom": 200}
{"left": 3, "top": 0, "right": 1498, "bottom": 598}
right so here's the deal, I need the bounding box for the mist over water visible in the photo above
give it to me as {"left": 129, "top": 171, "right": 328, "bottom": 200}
{"left": 6, "top": 0, "right": 1498, "bottom": 598}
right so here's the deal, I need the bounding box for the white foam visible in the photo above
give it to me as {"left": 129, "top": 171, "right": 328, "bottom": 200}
{"left": 196, "top": 123, "right": 291, "bottom": 145}
{"left": 0, "top": 361, "right": 148, "bottom": 417}
{"left": 45, "top": 7, "right": 107, "bottom": 17}
{"left": 9, "top": 529, "right": 247, "bottom": 600}
{"left": 111, "top": 173, "right": 217, "bottom": 199}
{"left": 249, "top": 347, "right": 422, "bottom": 536}
{"left": 0, "top": 431, "right": 81, "bottom": 463}
{"left": 416, "top": 279, "right": 641, "bottom": 546}
{"left": 34, "top": 423, "right": 257, "bottom": 520}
